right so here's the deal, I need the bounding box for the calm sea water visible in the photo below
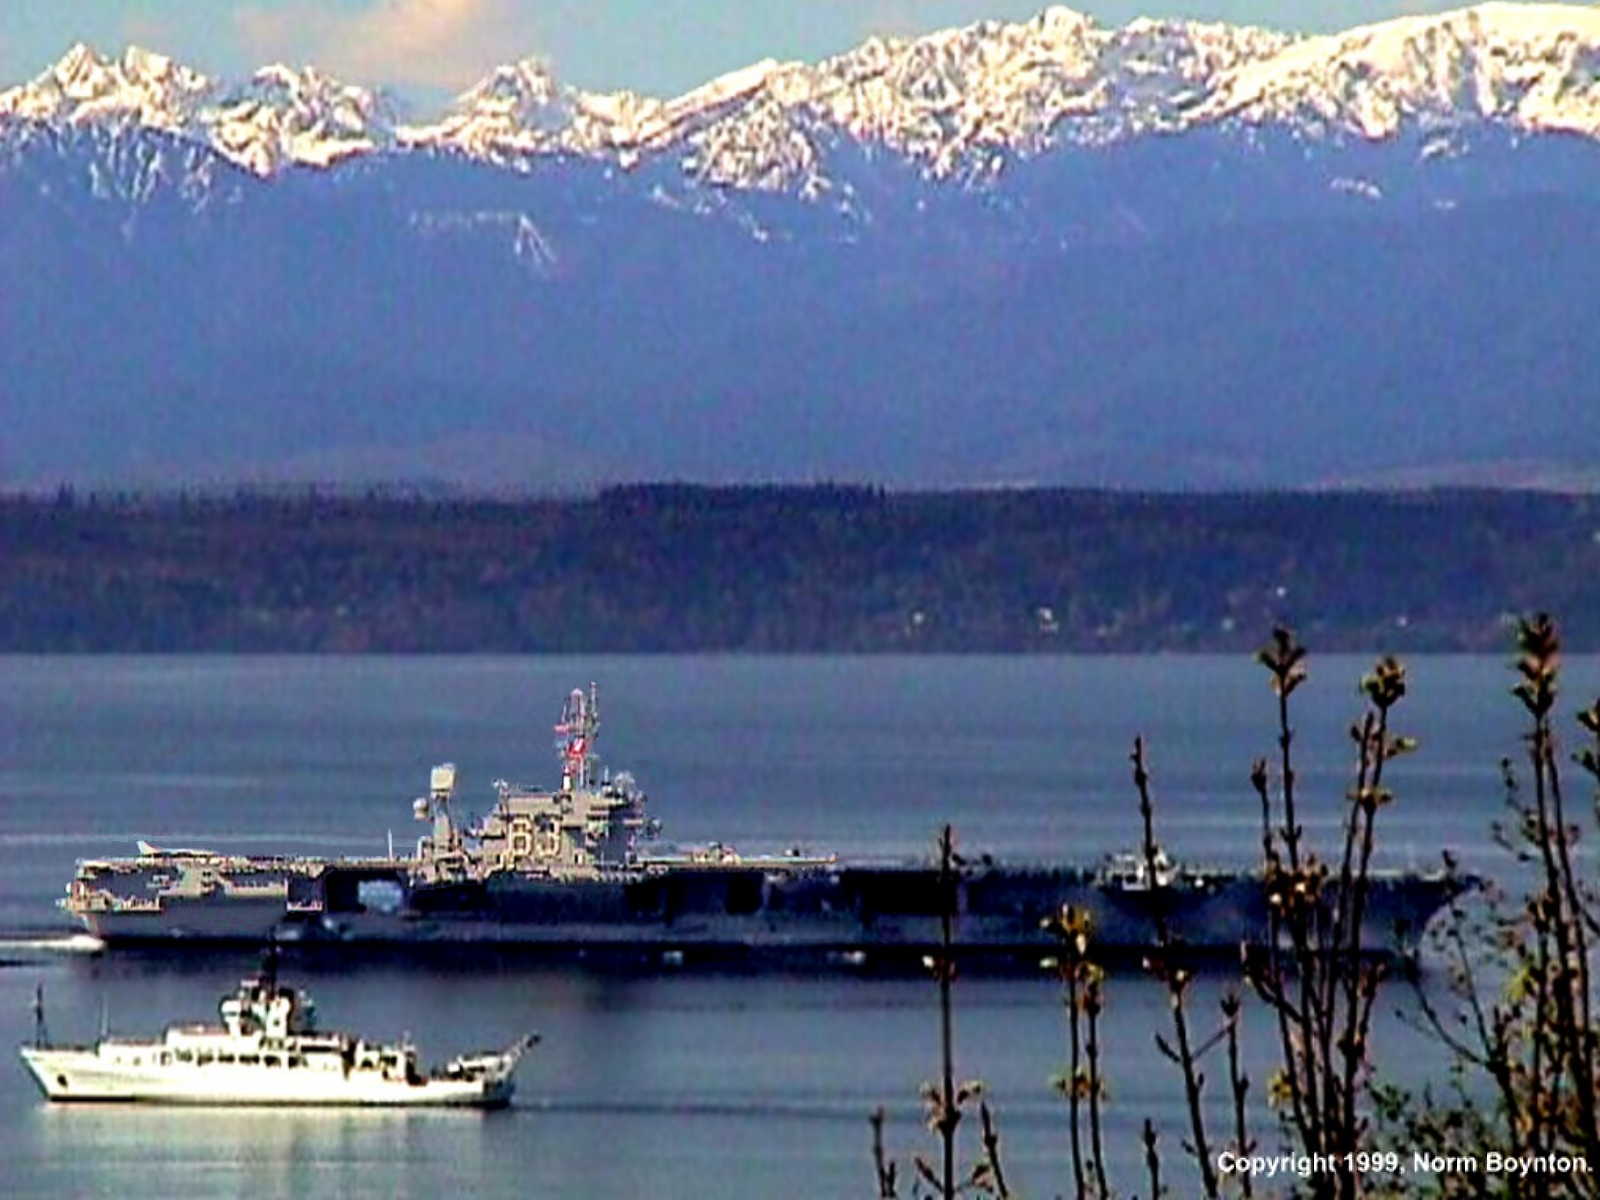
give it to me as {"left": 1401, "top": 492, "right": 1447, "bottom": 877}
{"left": 0, "top": 654, "right": 1593, "bottom": 1197}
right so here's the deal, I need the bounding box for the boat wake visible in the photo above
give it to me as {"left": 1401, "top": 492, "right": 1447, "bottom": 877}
{"left": 0, "top": 933, "right": 106, "bottom": 959}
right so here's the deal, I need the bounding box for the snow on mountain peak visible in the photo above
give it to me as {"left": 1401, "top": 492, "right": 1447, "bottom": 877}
{"left": 1197, "top": 2, "right": 1600, "bottom": 139}
{"left": 0, "top": 42, "right": 213, "bottom": 131}
{"left": 664, "top": 8, "right": 1294, "bottom": 191}
{"left": 400, "top": 7, "right": 1295, "bottom": 192}
{"left": 1036, "top": 6, "right": 1096, "bottom": 37}
{"left": 10, "top": 4, "right": 1600, "bottom": 189}
{"left": 449, "top": 56, "right": 564, "bottom": 124}
{"left": 0, "top": 43, "right": 394, "bottom": 175}
{"left": 211, "top": 64, "right": 397, "bottom": 174}
{"left": 398, "top": 58, "right": 567, "bottom": 161}
{"left": 400, "top": 55, "right": 786, "bottom": 167}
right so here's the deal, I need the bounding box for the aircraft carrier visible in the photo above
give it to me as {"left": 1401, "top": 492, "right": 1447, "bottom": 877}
{"left": 62, "top": 685, "right": 1469, "bottom": 965}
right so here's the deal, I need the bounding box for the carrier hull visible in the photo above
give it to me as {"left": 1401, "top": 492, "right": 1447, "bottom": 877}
{"left": 69, "top": 859, "right": 1466, "bottom": 962}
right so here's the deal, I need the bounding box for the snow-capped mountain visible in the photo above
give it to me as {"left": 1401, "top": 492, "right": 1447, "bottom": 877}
{"left": 209, "top": 64, "right": 398, "bottom": 175}
{"left": 401, "top": 56, "right": 785, "bottom": 171}
{"left": 0, "top": 43, "right": 394, "bottom": 177}
{"left": 7, "top": 5, "right": 1600, "bottom": 492}
{"left": 668, "top": 10, "right": 1292, "bottom": 189}
{"left": 11, "top": 4, "right": 1600, "bottom": 190}
{"left": 0, "top": 43, "right": 211, "bottom": 132}
{"left": 397, "top": 7, "right": 1297, "bottom": 189}
{"left": 1196, "top": 2, "right": 1600, "bottom": 140}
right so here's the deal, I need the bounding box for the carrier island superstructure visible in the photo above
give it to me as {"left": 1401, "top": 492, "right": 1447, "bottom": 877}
{"left": 62, "top": 685, "right": 1468, "bottom": 963}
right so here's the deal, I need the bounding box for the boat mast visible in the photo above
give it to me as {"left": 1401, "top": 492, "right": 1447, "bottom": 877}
{"left": 32, "top": 983, "right": 47, "bottom": 1048}
{"left": 262, "top": 939, "right": 280, "bottom": 994}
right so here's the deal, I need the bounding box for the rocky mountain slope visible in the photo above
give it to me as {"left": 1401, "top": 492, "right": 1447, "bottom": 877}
{"left": 3, "top": 4, "right": 1600, "bottom": 489}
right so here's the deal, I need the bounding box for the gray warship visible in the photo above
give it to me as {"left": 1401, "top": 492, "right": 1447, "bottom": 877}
{"left": 63, "top": 685, "right": 1467, "bottom": 964}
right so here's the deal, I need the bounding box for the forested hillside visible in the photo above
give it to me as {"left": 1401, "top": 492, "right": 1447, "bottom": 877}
{"left": 4, "top": 486, "right": 1597, "bottom": 652}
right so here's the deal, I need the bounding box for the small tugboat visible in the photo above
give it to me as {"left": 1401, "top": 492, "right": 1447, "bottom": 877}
{"left": 17, "top": 958, "right": 535, "bottom": 1106}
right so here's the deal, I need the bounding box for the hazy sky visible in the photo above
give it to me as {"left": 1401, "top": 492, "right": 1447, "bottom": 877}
{"left": 0, "top": 1, "right": 1525, "bottom": 100}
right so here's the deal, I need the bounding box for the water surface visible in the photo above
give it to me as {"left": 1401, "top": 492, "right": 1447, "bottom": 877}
{"left": 1, "top": 653, "right": 1584, "bottom": 1196}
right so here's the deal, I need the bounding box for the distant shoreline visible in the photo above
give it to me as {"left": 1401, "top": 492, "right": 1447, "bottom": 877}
{"left": 4, "top": 484, "right": 1594, "bottom": 654}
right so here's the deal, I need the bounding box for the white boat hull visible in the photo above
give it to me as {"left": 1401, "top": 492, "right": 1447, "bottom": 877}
{"left": 18, "top": 1046, "right": 515, "bottom": 1107}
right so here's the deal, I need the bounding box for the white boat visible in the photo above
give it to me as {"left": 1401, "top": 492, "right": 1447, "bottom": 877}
{"left": 17, "top": 964, "right": 535, "bottom": 1107}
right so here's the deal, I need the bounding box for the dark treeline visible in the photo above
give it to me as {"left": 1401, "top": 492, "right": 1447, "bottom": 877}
{"left": 4, "top": 485, "right": 1599, "bottom": 652}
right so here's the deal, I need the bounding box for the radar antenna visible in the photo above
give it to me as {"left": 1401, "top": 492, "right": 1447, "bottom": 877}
{"left": 554, "top": 683, "right": 600, "bottom": 791}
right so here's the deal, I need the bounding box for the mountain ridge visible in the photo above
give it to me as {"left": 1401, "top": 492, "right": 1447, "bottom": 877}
{"left": 5, "top": 5, "right": 1600, "bottom": 491}
{"left": 7, "top": 4, "right": 1600, "bottom": 188}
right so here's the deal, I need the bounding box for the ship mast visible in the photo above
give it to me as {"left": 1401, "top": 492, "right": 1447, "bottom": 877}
{"left": 554, "top": 683, "right": 600, "bottom": 792}
{"left": 32, "top": 983, "right": 47, "bottom": 1049}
